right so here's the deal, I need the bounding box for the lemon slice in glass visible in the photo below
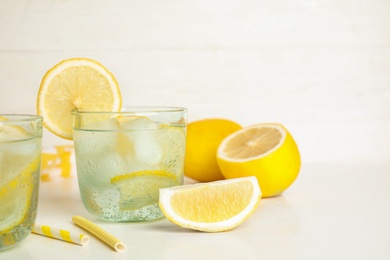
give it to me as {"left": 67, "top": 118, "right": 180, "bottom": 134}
{"left": 0, "top": 156, "right": 40, "bottom": 234}
{"left": 111, "top": 170, "right": 180, "bottom": 210}
{"left": 0, "top": 117, "right": 29, "bottom": 142}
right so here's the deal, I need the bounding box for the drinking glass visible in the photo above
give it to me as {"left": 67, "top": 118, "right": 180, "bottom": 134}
{"left": 72, "top": 107, "right": 187, "bottom": 222}
{"left": 0, "top": 114, "right": 42, "bottom": 251}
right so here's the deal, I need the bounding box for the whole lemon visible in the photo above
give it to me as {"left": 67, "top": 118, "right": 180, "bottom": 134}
{"left": 217, "top": 123, "right": 301, "bottom": 197}
{"left": 184, "top": 119, "right": 242, "bottom": 182}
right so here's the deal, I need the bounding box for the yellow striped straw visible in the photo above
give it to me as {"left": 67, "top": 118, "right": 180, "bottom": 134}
{"left": 32, "top": 224, "right": 90, "bottom": 246}
{"left": 72, "top": 216, "right": 126, "bottom": 252}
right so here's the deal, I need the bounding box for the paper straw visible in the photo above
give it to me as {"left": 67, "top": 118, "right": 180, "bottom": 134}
{"left": 32, "top": 224, "right": 90, "bottom": 246}
{"left": 72, "top": 216, "right": 126, "bottom": 252}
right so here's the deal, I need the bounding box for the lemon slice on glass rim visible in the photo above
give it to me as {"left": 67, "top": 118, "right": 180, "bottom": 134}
{"left": 36, "top": 58, "right": 122, "bottom": 140}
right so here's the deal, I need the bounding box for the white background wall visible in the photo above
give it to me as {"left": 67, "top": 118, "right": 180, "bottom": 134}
{"left": 0, "top": 0, "right": 389, "bottom": 164}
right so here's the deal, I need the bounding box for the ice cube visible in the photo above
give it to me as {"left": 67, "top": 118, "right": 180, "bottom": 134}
{"left": 120, "top": 117, "right": 163, "bottom": 165}
{"left": 119, "top": 116, "right": 160, "bottom": 130}
{"left": 133, "top": 136, "right": 162, "bottom": 165}
{"left": 147, "top": 112, "right": 185, "bottom": 125}
{"left": 154, "top": 125, "right": 186, "bottom": 175}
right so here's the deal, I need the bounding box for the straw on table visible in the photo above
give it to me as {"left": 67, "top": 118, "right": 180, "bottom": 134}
{"left": 72, "top": 216, "right": 126, "bottom": 252}
{"left": 32, "top": 224, "right": 89, "bottom": 246}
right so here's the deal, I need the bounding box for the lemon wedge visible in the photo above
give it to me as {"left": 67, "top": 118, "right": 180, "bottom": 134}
{"left": 159, "top": 176, "right": 261, "bottom": 232}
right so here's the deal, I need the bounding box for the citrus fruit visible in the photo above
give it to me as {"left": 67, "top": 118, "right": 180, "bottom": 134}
{"left": 159, "top": 176, "right": 261, "bottom": 232}
{"left": 111, "top": 170, "right": 180, "bottom": 210}
{"left": 184, "top": 118, "right": 241, "bottom": 182}
{"left": 217, "top": 123, "right": 300, "bottom": 197}
{"left": 0, "top": 116, "right": 29, "bottom": 142}
{"left": 36, "top": 58, "right": 122, "bottom": 140}
{"left": 0, "top": 156, "right": 40, "bottom": 234}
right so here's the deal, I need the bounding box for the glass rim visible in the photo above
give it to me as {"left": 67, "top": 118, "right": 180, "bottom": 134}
{"left": 71, "top": 106, "right": 187, "bottom": 115}
{"left": 0, "top": 114, "right": 43, "bottom": 123}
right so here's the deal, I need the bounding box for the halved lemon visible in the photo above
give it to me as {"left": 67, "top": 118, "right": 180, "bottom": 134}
{"left": 217, "top": 123, "right": 301, "bottom": 197}
{"left": 159, "top": 176, "right": 261, "bottom": 232}
{"left": 111, "top": 170, "right": 180, "bottom": 210}
{"left": 36, "top": 58, "right": 122, "bottom": 140}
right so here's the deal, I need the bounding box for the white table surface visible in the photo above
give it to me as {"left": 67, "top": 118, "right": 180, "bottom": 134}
{"left": 2, "top": 163, "right": 390, "bottom": 260}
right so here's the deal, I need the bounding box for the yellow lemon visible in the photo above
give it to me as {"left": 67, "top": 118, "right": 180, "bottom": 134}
{"left": 217, "top": 123, "right": 301, "bottom": 197}
{"left": 159, "top": 176, "right": 261, "bottom": 232}
{"left": 36, "top": 58, "right": 122, "bottom": 140}
{"left": 0, "top": 116, "right": 29, "bottom": 142}
{"left": 0, "top": 156, "right": 40, "bottom": 234}
{"left": 184, "top": 118, "right": 241, "bottom": 182}
{"left": 110, "top": 170, "right": 180, "bottom": 210}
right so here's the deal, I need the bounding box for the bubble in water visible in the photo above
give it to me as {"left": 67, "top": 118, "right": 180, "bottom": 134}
{"left": 98, "top": 189, "right": 120, "bottom": 217}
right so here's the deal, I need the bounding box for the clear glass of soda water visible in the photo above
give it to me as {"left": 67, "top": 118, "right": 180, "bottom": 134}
{"left": 72, "top": 107, "right": 187, "bottom": 222}
{"left": 0, "top": 114, "right": 42, "bottom": 251}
